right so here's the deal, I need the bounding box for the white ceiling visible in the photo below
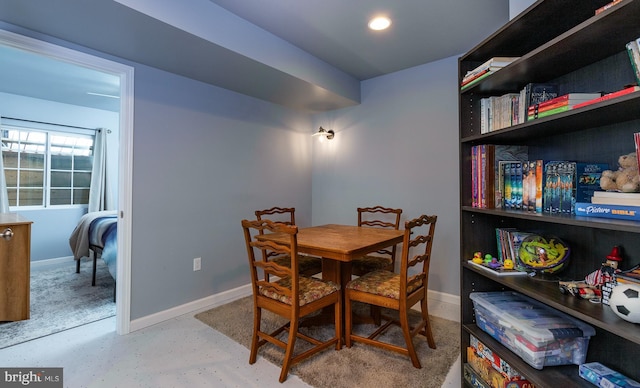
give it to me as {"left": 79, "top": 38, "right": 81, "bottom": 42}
{"left": 0, "top": 0, "right": 511, "bottom": 113}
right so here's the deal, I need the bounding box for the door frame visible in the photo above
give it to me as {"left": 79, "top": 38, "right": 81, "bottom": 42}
{"left": 0, "top": 29, "right": 134, "bottom": 334}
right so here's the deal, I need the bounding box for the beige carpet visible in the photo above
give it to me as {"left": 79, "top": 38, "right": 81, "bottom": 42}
{"left": 195, "top": 296, "right": 459, "bottom": 387}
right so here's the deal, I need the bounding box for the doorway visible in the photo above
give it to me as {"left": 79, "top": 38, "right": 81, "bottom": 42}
{"left": 0, "top": 29, "right": 133, "bottom": 334}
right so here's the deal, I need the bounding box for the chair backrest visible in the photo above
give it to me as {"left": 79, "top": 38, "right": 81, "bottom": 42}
{"left": 255, "top": 207, "right": 295, "bottom": 225}
{"left": 255, "top": 207, "right": 296, "bottom": 260}
{"left": 357, "top": 205, "right": 403, "bottom": 260}
{"left": 242, "top": 219, "right": 300, "bottom": 305}
{"left": 399, "top": 214, "right": 437, "bottom": 297}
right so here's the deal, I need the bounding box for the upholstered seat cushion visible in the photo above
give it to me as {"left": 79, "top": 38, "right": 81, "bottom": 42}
{"left": 272, "top": 254, "right": 322, "bottom": 274}
{"left": 351, "top": 255, "right": 392, "bottom": 274}
{"left": 346, "top": 270, "right": 422, "bottom": 299}
{"left": 260, "top": 276, "right": 340, "bottom": 306}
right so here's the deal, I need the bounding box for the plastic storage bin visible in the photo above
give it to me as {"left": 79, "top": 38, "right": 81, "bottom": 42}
{"left": 470, "top": 291, "right": 595, "bottom": 369}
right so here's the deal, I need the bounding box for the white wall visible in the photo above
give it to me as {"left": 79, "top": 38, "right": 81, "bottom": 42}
{"left": 311, "top": 56, "right": 461, "bottom": 296}
{"left": 0, "top": 92, "right": 119, "bottom": 260}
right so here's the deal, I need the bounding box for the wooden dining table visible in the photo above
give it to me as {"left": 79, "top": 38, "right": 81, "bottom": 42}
{"left": 257, "top": 223, "right": 404, "bottom": 327}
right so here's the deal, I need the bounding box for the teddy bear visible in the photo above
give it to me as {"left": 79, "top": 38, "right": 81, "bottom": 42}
{"left": 599, "top": 152, "right": 640, "bottom": 192}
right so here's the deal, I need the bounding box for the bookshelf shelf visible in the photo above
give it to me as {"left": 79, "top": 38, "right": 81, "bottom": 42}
{"left": 459, "top": 1, "right": 640, "bottom": 386}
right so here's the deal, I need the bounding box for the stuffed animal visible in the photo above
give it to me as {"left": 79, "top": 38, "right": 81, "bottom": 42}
{"left": 599, "top": 152, "right": 640, "bottom": 193}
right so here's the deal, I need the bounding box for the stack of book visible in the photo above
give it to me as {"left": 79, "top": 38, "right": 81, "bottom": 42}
{"left": 573, "top": 86, "right": 640, "bottom": 110}
{"left": 527, "top": 92, "right": 601, "bottom": 120}
{"left": 470, "top": 145, "right": 528, "bottom": 209}
{"left": 479, "top": 83, "right": 559, "bottom": 133}
{"left": 575, "top": 191, "right": 640, "bottom": 221}
{"left": 494, "top": 227, "right": 531, "bottom": 273}
{"left": 460, "top": 57, "right": 519, "bottom": 91}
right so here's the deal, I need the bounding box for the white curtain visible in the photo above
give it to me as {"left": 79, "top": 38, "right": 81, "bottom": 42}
{"left": 0, "top": 116, "right": 10, "bottom": 213}
{"left": 88, "top": 128, "right": 113, "bottom": 212}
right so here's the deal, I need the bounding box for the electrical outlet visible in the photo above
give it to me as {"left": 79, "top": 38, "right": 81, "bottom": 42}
{"left": 193, "top": 257, "right": 201, "bottom": 271}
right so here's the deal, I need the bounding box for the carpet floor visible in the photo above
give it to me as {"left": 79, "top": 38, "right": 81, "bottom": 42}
{"left": 196, "top": 296, "right": 460, "bottom": 388}
{"left": 0, "top": 258, "right": 116, "bottom": 349}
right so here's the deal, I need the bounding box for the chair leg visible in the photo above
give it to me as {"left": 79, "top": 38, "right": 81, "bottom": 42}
{"left": 345, "top": 292, "right": 352, "bottom": 348}
{"left": 249, "top": 307, "right": 261, "bottom": 365}
{"left": 400, "top": 308, "right": 421, "bottom": 369}
{"left": 279, "top": 319, "right": 298, "bottom": 383}
{"left": 420, "top": 298, "right": 436, "bottom": 349}
{"left": 335, "top": 295, "right": 342, "bottom": 350}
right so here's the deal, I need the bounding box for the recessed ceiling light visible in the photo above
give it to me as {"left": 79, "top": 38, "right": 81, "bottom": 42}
{"left": 368, "top": 16, "right": 391, "bottom": 31}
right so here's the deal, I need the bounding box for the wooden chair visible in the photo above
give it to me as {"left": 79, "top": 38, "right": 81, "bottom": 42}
{"left": 255, "top": 207, "right": 323, "bottom": 277}
{"left": 241, "top": 219, "right": 342, "bottom": 383}
{"left": 345, "top": 214, "right": 437, "bottom": 368}
{"left": 351, "top": 206, "right": 403, "bottom": 276}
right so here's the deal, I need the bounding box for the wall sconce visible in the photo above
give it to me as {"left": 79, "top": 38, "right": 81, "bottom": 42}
{"left": 312, "top": 127, "right": 335, "bottom": 142}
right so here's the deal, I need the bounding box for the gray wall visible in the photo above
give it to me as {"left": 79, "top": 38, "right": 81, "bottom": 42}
{"left": 310, "top": 56, "right": 461, "bottom": 296}
{"left": 130, "top": 64, "right": 314, "bottom": 318}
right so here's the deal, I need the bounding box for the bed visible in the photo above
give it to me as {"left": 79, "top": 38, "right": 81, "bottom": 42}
{"left": 69, "top": 210, "right": 118, "bottom": 286}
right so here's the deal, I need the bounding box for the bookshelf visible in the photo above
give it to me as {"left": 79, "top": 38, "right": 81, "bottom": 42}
{"left": 458, "top": 1, "right": 640, "bottom": 387}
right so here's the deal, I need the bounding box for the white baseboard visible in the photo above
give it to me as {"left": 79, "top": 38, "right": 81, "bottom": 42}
{"left": 129, "top": 284, "right": 252, "bottom": 332}
{"left": 425, "top": 289, "right": 460, "bottom": 322}
{"left": 130, "top": 284, "right": 460, "bottom": 332}
{"left": 31, "top": 256, "right": 74, "bottom": 268}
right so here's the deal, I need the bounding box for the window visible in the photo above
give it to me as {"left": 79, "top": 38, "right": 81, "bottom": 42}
{"left": 1, "top": 123, "right": 94, "bottom": 208}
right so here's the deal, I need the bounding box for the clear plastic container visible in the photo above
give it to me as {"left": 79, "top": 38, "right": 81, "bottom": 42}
{"left": 470, "top": 291, "right": 595, "bottom": 369}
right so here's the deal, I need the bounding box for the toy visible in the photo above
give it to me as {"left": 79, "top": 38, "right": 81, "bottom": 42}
{"left": 472, "top": 252, "right": 484, "bottom": 264}
{"left": 609, "top": 282, "right": 640, "bottom": 323}
{"left": 585, "top": 246, "right": 623, "bottom": 288}
{"left": 503, "top": 258, "right": 514, "bottom": 270}
{"left": 517, "top": 234, "right": 569, "bottom": 274}
{"left": 599, "top": 152, "right": 640, "bottom": 193}
{"left": 559, "top": 281, "right": 602, "bottom": 300}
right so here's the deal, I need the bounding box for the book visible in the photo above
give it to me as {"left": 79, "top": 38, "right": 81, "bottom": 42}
{"left": 527, "top": 93, "right": 601, "bottom": 115}
{"left": 626, "top": 40, "right": 640, "bottom": 86}
{"left": 593, "top": 191, "right": 640, "bottom": 199}
{"left": 527, "top": 104, "right": 571, "bottom": 120}
{"left": 595, "top": 0, "right": 623, "bottom": 15}
{"left": 503, "top": 162, "right": 513, "bottom": 210}
{"left": 467, "top": 260, "right": 528, "bottom": 276}
{"left": 472, "top": 145, "right": 528, "bottom": 209}
{"left": 575, "top": 202, "right": 640, "bottom": 221}
{"left": 463, "top": 57, "right": 520, "bottom": 80}
{"left": 460, "top": 71, "right": 492, "bottom": 91}
{"left": 521, "top": 83, "right": 558, "bottom": 120}
{"left": 592, "top": 190, "right": 640, "bottom": 206}
{"left": 535, "top": 160, "right": 543, "bottom": 213}
{"left": 527, "top": 161, "right": 537, "bottom": 211}
{"left": 573, "top": 86, "right": 640, "bottom": 109}
{"left": 544, "top": 161, "right": 561, "bottom": 213}
{"left": 575, "top": 163, "right": 609, "bottom": 203}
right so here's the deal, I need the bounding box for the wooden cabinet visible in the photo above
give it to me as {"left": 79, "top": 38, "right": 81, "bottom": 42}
{"left": 458, "top": 1, "right": 640, "bottom": 386}
{"left": 0, "top": 213, "right": 32, "bottom": 321}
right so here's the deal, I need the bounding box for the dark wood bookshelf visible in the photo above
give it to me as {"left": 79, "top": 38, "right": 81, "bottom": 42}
{"left": 458, "top": 1, "right": 640, "bottom": 386}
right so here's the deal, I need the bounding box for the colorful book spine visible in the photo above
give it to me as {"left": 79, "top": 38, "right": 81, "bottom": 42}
{"left": 535, "top": 160, "right": 543, "bottom": 213}
{"left": 575, "top": 202, "right": 640, "bottom": 221}
{"left": 504, "top": 163, "right": 512, "bottom": 210}
{"left": 573, "top": 86, "right": 640, "bottom": 109}
{"left": 527, "top": 104, "right": 570, "bottom": 120}
{"left": 514, "top": 162, "right": 523, "bottom": 210}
